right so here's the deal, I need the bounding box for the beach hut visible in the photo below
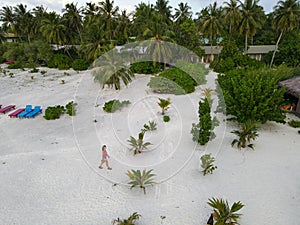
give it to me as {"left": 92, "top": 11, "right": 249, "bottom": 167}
{"left": 278, "top": 76, "right": 300, "bottom": 116}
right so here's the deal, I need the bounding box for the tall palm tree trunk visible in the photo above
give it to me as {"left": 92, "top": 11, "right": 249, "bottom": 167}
{"left": 270, "top": 30, "right": 283, "bottom": 68}
{"left": 244, "top": 33, "right": 248, "bottom": 55}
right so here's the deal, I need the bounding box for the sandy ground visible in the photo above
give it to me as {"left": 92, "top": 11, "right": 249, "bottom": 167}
{"left": 0, "top": 65, "right": 299, "bottom": 225}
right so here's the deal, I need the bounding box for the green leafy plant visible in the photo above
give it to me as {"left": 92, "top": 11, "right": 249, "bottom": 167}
{"left": 142, "top": 120, "right": 157, "bottom": 132}
{"left": 47, "top": 54, "right": 72, "bottom": 70}
{"left": 65, "top": 101, "right": 76, "bottom": 116}
{"left": 103, "top": 99, "right": 131, "bottom": 113}
{"left": 207, "top": 197, "right": 244, "bottom": 225}
{"left": 7, "top": 64, "right": 21, "bottom": 69}
{"left": 158, "top": 98, "right": 171, "bottom": 115}
{"left": 231, "top": 120, "right": 259, "bottom": 150}
{"left": 61, "top": 79, "right": 65, "bottom": 84}
{"left": 126, "top": 169, "right": 156, "bottom": 194}
{"left": 174, "top": 61, "right": 208, "bottom": 85}
{"left": 148, "top": 68, "right": 196, "bottom": 94}
{"left": 130, "top": 61, "right": 162, "bottom": 74}
{"left": 128, "top": 132, "right": 152, "bottom": 155}
{"left": 113, "top": 212, "right": 141, "bottom": 225}
{"left": 44, "top": 105, "right": 65, "bottom": 120}
{"left": 288, "top": 120, "right": 300, "bottom": 128}
{"left": 72, "top": 59, "right": 89, "bottom": 71}
{"left": 200, "top": 154, "right": 217, "bottom": 175}
{"left": 40, "top": 70, "right": 47, "bottom": 75}
{"left": 64, "top": 72, "right": 70, "bottom": 76}
{"left": 163, "top": 115, "right": 170, "bottom": 122}
{"left": 29, "top": 68, "right": 39, "bottom": 73}
{"left": 9, "top": 73, "right": 14, "bottom": 78}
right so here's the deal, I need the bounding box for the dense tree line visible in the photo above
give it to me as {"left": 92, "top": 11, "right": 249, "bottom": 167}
{"left": 0, "top": 0, "right": 299, "bottom": 66}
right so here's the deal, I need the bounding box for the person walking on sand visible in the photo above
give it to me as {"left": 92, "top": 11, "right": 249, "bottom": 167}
{"left": 99, "top": 145, "right": 112, "bottom": 170}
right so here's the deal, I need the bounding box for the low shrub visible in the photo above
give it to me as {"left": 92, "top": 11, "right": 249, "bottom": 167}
{"left": 148, "top": 68, "right": 195, "bottom": 95}
{"left": 288, "top": 120, "right": 300, "bottom": 128}
{"left": 65, "top": 101, "right": 76, "bottom": 116}
{"left": 44, "top": 105, "right": 65, "bottom": 120}
{"left": 7, "top": 64, "right": 21, "bottom": 69}
{"left": 163, "top": 115, "right": 170, "bottom": 122}
{"left": 40, "top": 70, "right": 47, "bottom": 75}
{"left": 130, "top": 61, "right": 162, "bottom": 74}
{"left": 103, "top": 99, "right": 131, "bottom": 113}
{"left": 174, "top": 61, "right": 208, "bottom": 85}
{"left": 200, "top": 154, "right": 217, "bottom": 175}
{"left": 142, "top": 120, "right": 157, "bottom": 132}
{"left": 72, "top": 59, "right": 89, "bottom": 71}
{"left": 29, "top": 68, "right": 39, "bottom": 73}
{"left": 47, "top": 54, "right": 71, "bottom": 70}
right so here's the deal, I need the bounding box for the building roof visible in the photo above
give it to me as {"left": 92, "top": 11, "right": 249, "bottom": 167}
{"left": 3, "top": 32, "right": 18, "bottom": 38}
{"left": 278, "top": 76, "right": 300, "bottom": 98}
{"left": 200, "top": 46, "right": 223, "bottom": 55}
{"left": 247, "top": 45, "right": 276, "bottom": 54}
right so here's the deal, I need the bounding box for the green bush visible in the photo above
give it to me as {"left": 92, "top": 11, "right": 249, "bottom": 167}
{"left": 44, "top": 105, "right": 65, "bottom": 120}
{"left": 40, "top": 70, "right": 47, "bottom": 75}
{"left": 288, "top": 120, "right": 300, "bottom": 128}
{"left": 103, "top": 99, "right": 131, "bottom": 113}
{"left": 47, "top": 54, "right": 71, "bottom": 70}
{"left": 200, "top": 154, "right": 217, "bottom": 175}
{"left": 65, "top": 101, "right": 76, "bottom": 116}
{"left": 72, "top": 59, "right": 89, "bottom": 71}
{"left": 29, "top": 68, "right": 39, "bottom": 73}
{"left": 7, "top": 64, "right": 22, "bottom": 69}
{"left": 163, "top": 115, "right": 170, "bottom": 122}
{"left": 130, "top": 61, "right": 162, "bottom": 74}
{"left": 148, "top": 68, "right": 195, "bottom": 95}
{"left": 174, "top": 61, "right": 208, "bottom": 85}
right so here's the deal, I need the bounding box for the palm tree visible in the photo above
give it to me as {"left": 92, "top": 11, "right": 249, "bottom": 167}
{"left": 0, "top": 6, "right": 15, "bottom": 33}
{"left": 98, "top": 0, "right": 119, "bottom": 40}
{"left": 115, "top": 10, "right": 132, "bottom": 44}
{"left": 174, "top": 2, "right": 192, "bottom": 24}
{"left": 231, "top": 120, "right": 259, "bottom": 149}
{"left": 126, "top": 169, "right": 156, "bottom": 194}
{"left": 127, "top": 132, "right": 152, "bottom": 155}
{"left": 207, "top": 197, "right": 244, "bottom": 225}
{"left": 132, "top": 3, "right": 155, "bottom": 38}
{"left": 113, "top": 212, "right": 141, "bottom": 225}
{"left": 154, "top": 0, "right": 172, "bottom": 25}
{"left": 32, "top": 6, "right": 48, "bottom": 39}
{"left": 270, "top": 0, "right": 300, "bottom": 67}
{"left": 223, "top": 0, "right": 241, "bottom": 40}
{"left": 238, "top": 0, "right": 263, "bottom": 54}
{"left": 157, "top": 97, "right": 171, "bottom": 115}
{"left": 198, "top": 2, "right": 223, "bottom": 62}
{"left": 40, "top": 12, "right": 66, "bottom": 45}
{"left": 92, "top": 51, "right": 134, "bottom": 90}
{"left": 62, "top": 2, "right": 83, "bottom": 44}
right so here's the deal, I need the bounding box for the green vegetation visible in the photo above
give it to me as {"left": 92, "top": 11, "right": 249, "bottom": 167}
{"left": 130, "top": 61, "right": 162, "bottom": 74}
{"left": 231, "top": 120, "right": 259, "bottom": 150}
{"left": 174, "top": 61, "right": 208, "bottom": 85}
{"left": 191, "top": 97, "right": 214, "bottom": 145}
{"left": 148, "top": 68, "right": 196, "bottom": 94}
{"left": 103, "top": 99, "right": 131, "bottom": 113}
{"left": 163, "top": 115, "right": 170, "bottom": 122}
{"left": 207, "top": 198, "right": 244, "bottom": 225}
{"left": 157, "top": 98, "right": 171, "bottom": 115}
{"left": 44, "top": 105, "right": 65, "bottom": 120}
{"left": 47, "top": 54, "right": 72, "bottom": 70}
{"left": 288, "top": 120, "right": 300, "bottom": 128}
{"left": 65, "top": 101, "right": 76, "bottom": 116}
{"left": 126, "top": 169, "right": 156, "bottom": 194}
{"left": 72, "top": 59, "right": 89, "bottom": 71}
{"left": 7, "top": 64, "right": 22, "bottom": 69}
{"left": 113, "top": 212, "right": 141, "bottom": 225}
{"left": 40, "top": 70, "right": 47, "bottom": 75}
{"left": 127, "top": 132, "right": 152, "bottom": 155}
{"left": 142, "top": 120, "right": 157, "bottom": 132}
{"left": 29, "top": 68, "right": 39, "bottom": 73}
{"left": 200, "top": 154, "right": 217, "bottom": 175}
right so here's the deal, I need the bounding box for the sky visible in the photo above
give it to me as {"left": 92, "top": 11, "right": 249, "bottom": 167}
{"left": 0, "top": 0, "right": 276, "bottom": 15}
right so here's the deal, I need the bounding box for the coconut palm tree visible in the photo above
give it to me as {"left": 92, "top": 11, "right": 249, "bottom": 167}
{"left": 40, "top": 12, "right": 66, "bottom": 45}
{"left": 231, "top": 120, "right": 258, "bottom": 149}
{"left": 270, "top": 0, "right": 300, "bottom": 67}
{"left": 126, "top": 169, "right": 156, "bottom": 194}
{"left": 98, "top": 0, "right": 119, "bottom": 40}
{"left": 115, "top": 10, "right": 132, "bottom": 44}
{"left": 62, "top": 2, "right": 83, "bottom": 44}
{"left": 92, "top": 50, "right": 134, "bottom": 89}
{"left": 207, "top": 197, "right": 244, "bottom": 225}
{"left": 127, "top": 132, "right": 152, "bottom": 155}
{"left": 197, "top": 2, "right": 223, "bottom": 62}
{"left": 154, "top": 0, "right": 172, "bottom": 25}
{"left": 223, "top": 0, "right": 241, "bottom": 40}
{"left": 158, "top": 97, "right": 171, "bottom": 115}
{"left": 0, "top": 6, "right": 15, "bottom": 33}
{"left": 174, "top": 2, "right": 192, "bottom": 24}
{"left": 238, "top": 0, "right": 263, "bottom": 54}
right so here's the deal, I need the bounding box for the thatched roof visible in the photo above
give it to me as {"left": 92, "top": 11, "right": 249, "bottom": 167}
{"left": 247, "top": 45, "right": 276, "bottom": 54}
{"left": 278, "top": 76, "right": 300, "bottom": 98}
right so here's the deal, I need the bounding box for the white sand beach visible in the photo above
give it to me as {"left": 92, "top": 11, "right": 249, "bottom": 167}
{"left": 0, "top": 65, "right": 299, "bottom": 224}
